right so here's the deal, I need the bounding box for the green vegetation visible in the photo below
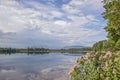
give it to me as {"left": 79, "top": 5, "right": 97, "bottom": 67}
{"left": 92, "top": 40, "right": 108, "bottom": 52}
{"left": 103, "top": 0, "right": 120, "bottom": 50}
{"left": 92, "top": 0, "right": 120, "bottom": 52}
{"left": 0, "top": 47, "right": 91, "bottom": 54}
{"left": 70, "top": 0, "right": 120, "bottom": 80}
{"left": 69, "top": 51, "right": 120, "bottom": 80}
{"left": 92, "top": 40, "right": 117, "bottom": 52}
{"left": 58, "top": 48, "right": 91, "bottom": 53}
{"left": 0, "top": 48, "right": 49, "bottom": 53}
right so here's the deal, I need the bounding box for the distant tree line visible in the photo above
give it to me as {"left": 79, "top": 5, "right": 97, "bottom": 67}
{"left": 67, "top": 48, "right": 92, "bottom": 52}
{"left": 0, "top": 48, "right": 17, "bottom": 53}
{"left": 92, "top": 39, "right": 120, "bottom": 52}
{"left": 0, "top": 48, "right": 49, "bottom": 53}
{"left": 0, "top": 47, "right": 91, "bottom": 54}
{"left": 92, "top": 40, "right": 112, "bottom": 52}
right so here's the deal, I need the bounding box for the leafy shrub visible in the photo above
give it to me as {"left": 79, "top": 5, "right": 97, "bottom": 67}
{"left": 69, "top": 51, "right": 120, "bottom": 80}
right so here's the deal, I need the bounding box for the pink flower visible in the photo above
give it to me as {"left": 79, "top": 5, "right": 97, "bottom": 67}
{"left": 112, "top": 69, "right": 117, "bottom": 74}
{"left": 76, "top": 57, "right": 83, "bottom": 63}
{"left": 103, "top": 61, "right": 109, "bottom": 70}
{"left": 68, "top": 65, "right": 77, "bottom": 75}
{"left": 83, "top": 53, "right": 90, "bottom": 60}
{"left": 92, "top": 57, "right": 96, "bottom": 61}
{"left": 109, "top": 59, "right": 112, "bottom": 63}
{"left": 84, "top": 61, "right": 88, "bottom": 64}
{"left": 99, "top": 55, "right": 103, "bottom": 60}
{"left": 105, "top": 77, "right": 110, "bottom": 80}
{"left": 95, "top": 52, "right": 98, "bottom": 55}
{"left": 103, "top": 51, "right": 112, "bottom": 58}
{"left": 97, "top": 66, "right": 100, "bottom": 71}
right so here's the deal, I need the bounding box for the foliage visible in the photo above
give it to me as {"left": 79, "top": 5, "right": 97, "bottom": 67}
{"left": 114, "top": 39, "right": 120, "bottom": 50}
{"left": 92, "top": 39, "right": 117, "bottom": 52}
{"left": 69, "top": 51, "right": 120, "bottom": 80}
{"left": 103, "top": 0, "right": 120, "bottom": 50}
{"left": 92, "top": 0, "right": 120, "bottom": 51}
{"left": 92, "top": 40, "right": 108, "bottom": 52}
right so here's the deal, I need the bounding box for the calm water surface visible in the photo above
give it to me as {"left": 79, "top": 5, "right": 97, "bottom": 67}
{"left": 0, "top": 53, "right": 84, "bottom": 80}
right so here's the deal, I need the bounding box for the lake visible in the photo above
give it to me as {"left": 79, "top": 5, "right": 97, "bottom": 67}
{"left": 0, "top": 52, "right": 84, "bottom": 80}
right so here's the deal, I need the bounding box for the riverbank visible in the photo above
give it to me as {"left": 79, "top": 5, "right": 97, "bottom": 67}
{"left": 69, "top": 51, "right": 120, "bottom": 80}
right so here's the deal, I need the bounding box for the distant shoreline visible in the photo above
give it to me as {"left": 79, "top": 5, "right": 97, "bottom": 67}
{"left": 0, "top": 48, "right": 91, "bottom": 53}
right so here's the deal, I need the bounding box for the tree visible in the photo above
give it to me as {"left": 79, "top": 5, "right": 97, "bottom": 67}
{"left": 115, "top": 38, "right": 120, "bottom": 50}
{"left": 92, "top": 40, "right": 108, "bottom": 52}
{"left": 103, "top": 0, "right": 120, "bottom": 50}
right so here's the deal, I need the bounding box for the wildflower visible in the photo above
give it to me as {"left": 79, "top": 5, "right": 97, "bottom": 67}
{"left": 86, "top": 53, "right": 91, "bottom": 58}
{"left": 92, "top": 57, "right": 96, "bottom": 61}
{"left": 105, "top": 77, "right": 110, "bottom": 80}
{"left": 104, "top": 61, "right": 109, "bottom": 69}
{"left": 68, "top": 65, "right": 77, "bottom": 75}
{"left": 76, "top": 57, "right": 83, "bottom": 63}
{"left": 99, "top": 55, "right": 103, "bottom": 60}
{"left": 84, "top": 61, "right": 88, "bottom": 64}
{"left": 112, "top": 69, "right": 117, "bottom": 74}
{"left": 109, "top": 59, "right": 112, "bottom": 64}
{"left": 103, "top": 51, "right": 112, "bottom": 59}
{"left": 97, "top": 66, "right": 100, "bottom": 71}
{"left": 95, "top": 52, "right": 98, "bottom": 55}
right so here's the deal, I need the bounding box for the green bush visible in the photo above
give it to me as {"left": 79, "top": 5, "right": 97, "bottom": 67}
{"left": 69, "top": 51, "right": 120, "bottom": 80}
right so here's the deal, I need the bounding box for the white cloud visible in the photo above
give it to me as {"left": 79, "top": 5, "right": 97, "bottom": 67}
{"left": 62, "top": 4, "right": 81, "bottom": 14}
{"left": 0, "top": 0, "right": 61, "bottom": 32}
{"left": 51, "top": 11, "right": 63, "bottom": 17}
{"left": 54, "top": 20, "right": 70, "bottom": 26}
{"left": 62, "top": 0, "right": 103, "bottom": 15}
{"left": 84, "top": 0, "right": 103, "bottom": 11}
{"left": 62, "top": 0, "right": 83, "bottom": 15}
{"left": 0, "top": 0, "right": 107, "bottom": 48}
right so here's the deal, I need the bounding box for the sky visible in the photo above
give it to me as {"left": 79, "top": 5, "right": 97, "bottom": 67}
{"left": 0, "top": 0, "right": 107, "bottom": 49}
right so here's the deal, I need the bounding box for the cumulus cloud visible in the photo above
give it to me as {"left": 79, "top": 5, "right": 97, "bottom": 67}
{"left": 0, "top": 0, "right": 107, "bottom": 48}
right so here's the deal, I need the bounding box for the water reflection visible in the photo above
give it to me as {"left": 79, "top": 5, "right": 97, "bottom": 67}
{"left": 0, "top": 52, "right": 84, "bottom": 80}
{"left": 0, "top": 52, "right": 49, "bottom": 55}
